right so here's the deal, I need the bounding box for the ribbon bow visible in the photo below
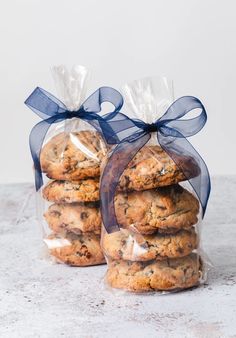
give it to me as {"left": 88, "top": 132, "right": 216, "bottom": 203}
{"left": 100, "top": 95, "right": 211, "bottom": 233}
{"left": 25, "top": 86, "right": 123, "bottom": 190}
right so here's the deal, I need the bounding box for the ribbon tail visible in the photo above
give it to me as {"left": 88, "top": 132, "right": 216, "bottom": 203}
{"left": 29, "top": 116, "right": 59, "bottom": 191}
{"left": 158, "top": 132, "right": 211, "bottom": 217}
{"left": 100, "top": 133, "right": 150, "bottom": 233}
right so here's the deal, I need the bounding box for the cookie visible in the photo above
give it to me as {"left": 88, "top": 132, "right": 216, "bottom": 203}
{"left": 45, "top": 232, "right": 105, "bottom": 266}
{"left": 106, "top": 254, "right": 200, "bottom": 292}
{"left": 40, "top": 131, "right": 107, "bottom": 180}
{"left": 44, "top": 203, "right": 101, "bottom": 235}
{"left": 115, "top": 184, "right": 199, "bottom": 234}
{"left": 102, "top": 228, "right": 197, "bottom": 261}
{"left": 116, "top": 145, "right": 199, "bottom": 192}
{"left": 42, "top": 178, "right": 99, "bottom": 203}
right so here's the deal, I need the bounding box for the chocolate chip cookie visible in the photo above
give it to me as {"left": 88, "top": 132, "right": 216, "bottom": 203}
{"left": 40, "top": 131, "right": 107, "bottom": 180}
{"left": 116, "top": 145, "right": 199, "bottom": 192}
{"left": 115, "top": 185, "right": 199, "bottom": 234}
{"left": 42, "top": 178, "right": 99, "bottom": 203}
{"left": 45, "top": 232, "right": 105, "bottom": 266}
{"left": 44, "top": 203, "right": 101, "bottom": 235}
{"left": 102, "top": 228, "right": 197, "bottom": 261}
{"left": 106, "top": 254, "right": 200, "bottom": 292}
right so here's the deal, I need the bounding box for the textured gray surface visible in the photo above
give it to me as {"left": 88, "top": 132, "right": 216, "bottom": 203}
{"left": 0, "top": 177, "right": 236, "bottom": 338}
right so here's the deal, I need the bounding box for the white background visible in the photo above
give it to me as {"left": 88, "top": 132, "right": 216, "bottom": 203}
{"left": 0, "top": 0, "right": 235, "bottom": 183}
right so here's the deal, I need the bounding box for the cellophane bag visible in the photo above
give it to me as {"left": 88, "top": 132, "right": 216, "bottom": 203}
{"left": 29, "top": 65, "right": 108, "bottom": 266}
{"left": 101, "top": 77, "right": 209, "bottom": 292}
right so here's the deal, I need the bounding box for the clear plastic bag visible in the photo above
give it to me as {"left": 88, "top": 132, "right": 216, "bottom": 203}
{"left": 32, "top": 65, "right": 107, "bottom": 266}
{"left": 101, "top": 77, "right": 208, "bottom": 292}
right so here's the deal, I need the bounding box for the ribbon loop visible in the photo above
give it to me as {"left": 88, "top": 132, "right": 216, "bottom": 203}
{"left": 158, "top": 96, "right": 207, "bottom": 138}
{"left": 25, "top": 87, "right": 67, "bottom": 119}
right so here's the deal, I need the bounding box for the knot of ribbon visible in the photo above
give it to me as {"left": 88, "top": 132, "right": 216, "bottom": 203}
{"left": 25, "top": 86, "right": 123, "bottom": 190}
{"left": 61, "top": 109, "right": 85, "bottom": 120}
{"left": 143, "top": 122, "right": 159, "bottom": 133}
{"left": 100, "top": 95, "right": 211, "bottom": 233}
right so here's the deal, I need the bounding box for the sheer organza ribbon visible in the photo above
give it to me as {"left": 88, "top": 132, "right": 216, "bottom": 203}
{"left": 100, "top": 96, "right": 211, "bottom": 233}
{"left": 25, "top": 86, "right": 123, "bottom": 190}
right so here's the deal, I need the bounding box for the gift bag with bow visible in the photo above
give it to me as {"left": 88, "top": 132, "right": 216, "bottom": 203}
{"left": 25, "top": 65, "right": 123, "bottom": 266}
{"left": 100, "top": 77, "right": 211, "bottom": 292}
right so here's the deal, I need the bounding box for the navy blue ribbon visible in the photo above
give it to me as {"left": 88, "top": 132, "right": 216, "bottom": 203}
{"left": 100, "top": 96, "right": 211, "bottom": 233}
{"left": 25, "top": 86, "right": 123, "bottom": 190}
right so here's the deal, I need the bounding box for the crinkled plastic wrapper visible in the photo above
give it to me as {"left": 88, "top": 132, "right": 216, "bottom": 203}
{"left": 37, "top": 65, "right": 106, "bottom": 266}
{"left": 101, "top": 77, "right": 209, "bottom": 293}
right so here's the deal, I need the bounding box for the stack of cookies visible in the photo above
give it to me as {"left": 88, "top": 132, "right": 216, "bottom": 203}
{"left": 40, "top": 130, "right": 106, "bottom": 266}
{"left": 101, "top": 145, "right": 202, "bottom": 292}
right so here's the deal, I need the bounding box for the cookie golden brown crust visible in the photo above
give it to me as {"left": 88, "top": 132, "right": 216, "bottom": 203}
{"left": 115, "top": 185, "right": 199, "bottom": 234}
{"left": 42, "top": 178, "right": 100, "bottom": 203}
{"left": 40, "top": 131, "right": 107, "bottom": 180}
{"left": 44, "top": 203, "right": 101, "bottom": 235}
{"left": 45, "top": 232, "right": 105, "bottom": 266}
{"left": 106, "top": 254, "right": 200, "bottom": 292}
{"left": 102, "top": 228, "right": 198, "bottom": 261}
{"left": 114, "top": 145, "right": 200, "bottom": 192}
{"left": 43, "top": 183, "right": 199, "bottom": 232}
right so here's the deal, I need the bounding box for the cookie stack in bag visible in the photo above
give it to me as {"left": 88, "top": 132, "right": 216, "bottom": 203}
{"left": 40, "top": 130, "right": 106, "bottom": 266}
{"left": 101, "top": 145, "right": 202, "bottom": 292}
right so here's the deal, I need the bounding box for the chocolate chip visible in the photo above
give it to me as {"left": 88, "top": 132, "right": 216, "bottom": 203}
{"left": 177, "top": 247, "right": 184, "bottom": 254}
{"left": 86, "top": 252, "right": 91, "bottom": 259}
{"left": 81, "top": 212, "right": 89, "bottom": 220}
{"left": 121, "top": 239, "right": 126, "bottom": 246}
{"left": 118, "top": 249, "right": 123, "bottom": 257}
{"left": 123, "top": 175, "right": 130, "bottom": 187}
{"left": 51, "top": 210, "right": 61, "bottom": 217}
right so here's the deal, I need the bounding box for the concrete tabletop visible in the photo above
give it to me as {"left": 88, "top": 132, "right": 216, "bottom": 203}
{"left": 0, "top": 177, "right": 236, "bottom": 338}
